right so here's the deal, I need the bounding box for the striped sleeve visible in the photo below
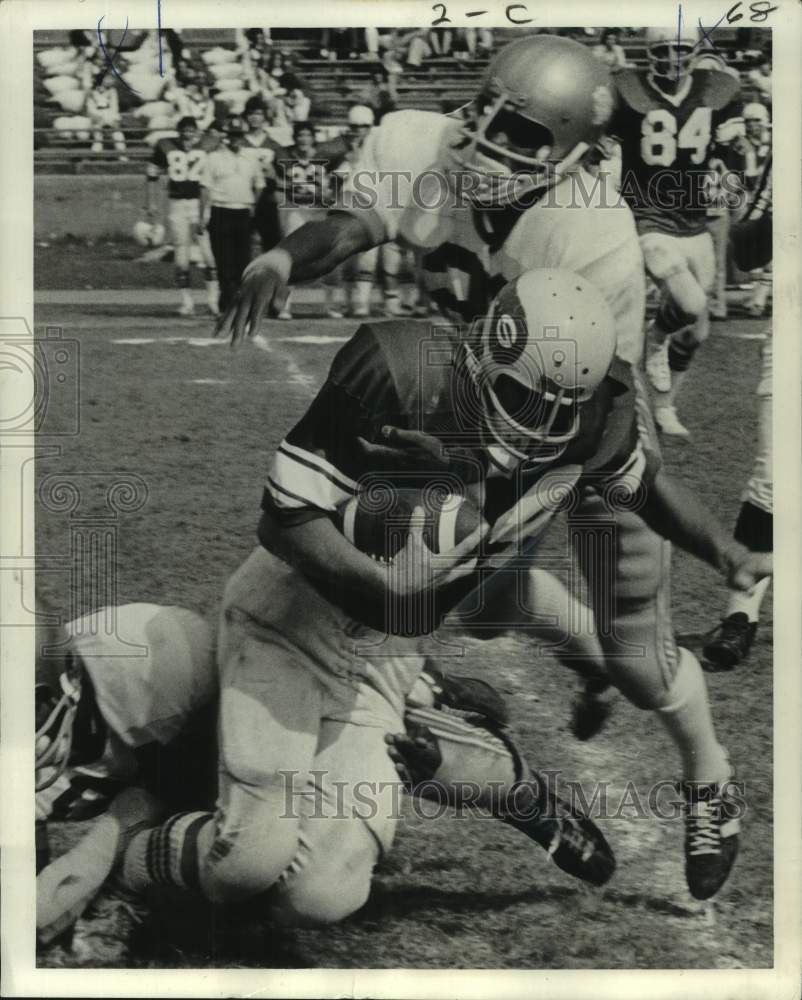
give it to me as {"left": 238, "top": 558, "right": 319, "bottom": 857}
{"left": 262, "top": 324, "right": 399, "bottom": 526}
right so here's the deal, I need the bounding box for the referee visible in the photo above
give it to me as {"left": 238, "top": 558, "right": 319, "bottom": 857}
{"left": 198, "top": 116, "right": 264, "bottom": 313}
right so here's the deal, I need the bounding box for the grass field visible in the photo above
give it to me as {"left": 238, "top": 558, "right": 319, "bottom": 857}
{"left": 33, "top": 278, "right": 773, "bottom": 970}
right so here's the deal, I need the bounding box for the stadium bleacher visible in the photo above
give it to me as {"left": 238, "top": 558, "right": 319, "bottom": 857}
{"left": 33, "top": 27, "right": 767, "bottom": 174}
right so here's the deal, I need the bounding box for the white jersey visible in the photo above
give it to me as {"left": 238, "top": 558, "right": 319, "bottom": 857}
{"left": 335, "top": 110, "right": 646, "bottom": 364}
{"left": 68, "top": 603, "right": 216, "bottom": 750}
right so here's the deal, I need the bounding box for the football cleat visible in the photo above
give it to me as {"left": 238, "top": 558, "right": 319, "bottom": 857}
{"left": 419, "top": 664, "right": 510, "bottom": 726}
{"left": 682, "top": 773, "right": 740, "bottom": 899}
{"left": 277, "top": 307, "right": 293, "bottom": 320}
{"left": 570, "top": 677, "right": 615, "bottom": 741}
{"left": 654, "top": 405, "right": 690, "bottom": 439}
{"left": 177, "top": 302, "right": 195, "bottom": 317}
{"left": 500, "top": 775, "right": 616, "bottom": 887}
{"left": 326, "top": 307, "right": 345, "bottom": 319}
{"left": 702, "top": 613, "right": 757, "bottom": 671}
{"left": 645, "top": 339, "right": 672, "bottom": 393}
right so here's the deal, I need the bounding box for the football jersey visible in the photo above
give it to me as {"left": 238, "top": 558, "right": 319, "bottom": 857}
{"left": 332, "top": 110, "right": 645, "bottom": 366}
{"left": 263, "top": 321, "right": 661, "bottom": 561}
{"left": 241, "top": 129, "right": 286, "bottom": 185}
{"left": 276, "top": 139, "right": 347, "bottom": 208}
{"left": 151, "top": 138, "right": 209, "bottom": 200}
{"left": 608, "top": 68, "right": 741, "bottom": 236}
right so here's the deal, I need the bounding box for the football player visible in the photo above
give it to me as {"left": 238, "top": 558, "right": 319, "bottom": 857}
{"left": 35, "top": 594, "right": 582, "bottom": 941}
{"left": 146, "top": 116, "right": 220, "bottom": 317}
{"left": 123, "top": 269, "right": 768, "bottom": 919}
{"left": 241, "top": 96, "right": 286, "bottom": 254}
{"left": 704, "top": 156, "right": 773, "bottom": 669}
{"left": 35, "top": 601, "right": 217, "bottom": 942}
{"left": 215, "top": 33, "right": 646, "bottom": 731}
{"left": 606, "top": 27, "right": 742, "bottom": 437}
{"left": 329, "top": 104, "right": 405, "bottom": 318}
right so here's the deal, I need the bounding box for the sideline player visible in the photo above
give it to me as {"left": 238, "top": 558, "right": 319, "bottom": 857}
{"left": 146, "top": 116, "right": 220, "bottom": 317}
{"left": 127, "top": 270, "right": 769, "bottom": 915}
{"left": 606, "top": 27, "right": 742, "bottom": 437}
{"left": 703, "top": 156, "right": 773, "bottom": 669}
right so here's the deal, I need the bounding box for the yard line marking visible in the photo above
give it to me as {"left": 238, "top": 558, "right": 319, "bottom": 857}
{"left": 188, "top": 378, "right": 230, "bottom": 385}
{"left": 111, "top": 334, "right": 348, "bottom": 346}
{"left": 714, "top": 331, "right": 767, "bottom": 341}
{"left": 251, "top": 334, "right": 315, "bottom": 390}
{"left": 185, "top": 379, "right": 314, "bottom": 387}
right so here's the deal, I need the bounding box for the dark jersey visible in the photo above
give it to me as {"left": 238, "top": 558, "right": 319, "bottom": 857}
{"left": 151, "top": 138, "right": 209, "bottom": 200}
{"left": 609, "top": 68, "right": 741, "bottom": 236}
{"left": 263, "top": 322, "right": 661, "bottom": 567}
{"left": 276, "top": 138, "right": 347, "bottom": 208}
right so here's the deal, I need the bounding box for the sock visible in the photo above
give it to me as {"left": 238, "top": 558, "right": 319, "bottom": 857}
{"left": 655, "top": 649, "right": 730, "bottom": 784}
{"left": 180, "top": 288, "right": 193, "bottom": 309}
{"left": 352, "top": 280, "right": 373, "bottom": 312}
{"left": 121, "top": 811, "right": 213, "bottom": 892}
{"left": 205, "top": 278, "right": 219, "bottom": 307}
{"left": 725, "top": 576, "right": 771, "bottom": 622}
{"left": 734, "top": 501, "right": 773, "bottom": 553}
{"left": 667, "top": 336, "right": 698, "bottom": 373}
{"left": 666, "top": 367, "right": 690, "bottom": 408}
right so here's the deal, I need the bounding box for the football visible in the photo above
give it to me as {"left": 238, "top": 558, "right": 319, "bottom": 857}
{"left": 337, "top": 485, "right": 485, "bottom": 563}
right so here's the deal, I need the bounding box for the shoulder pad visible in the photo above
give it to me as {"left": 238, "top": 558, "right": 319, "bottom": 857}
{"left": 696, "top": 68, "right": 741, "bottom": 110}
{"left": 614, "top": 70, "right": 657, "bottom": 114}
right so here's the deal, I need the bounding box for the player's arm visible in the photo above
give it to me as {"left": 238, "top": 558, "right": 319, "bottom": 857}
{"left": 215, "top": 213, "right": 376, "bottom": 341}
{"left": 144, "top": 149, "right": 163, "bottom": 219}
{"left": 638, "top": 470, "right": 771, "bottom": 590}
{"left": 259, "top": 505, "right": 482, "bottom": 636}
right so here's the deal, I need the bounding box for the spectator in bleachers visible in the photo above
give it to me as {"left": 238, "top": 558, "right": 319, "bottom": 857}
{"left": 281, "top": 75, "right": 311, "bottom": 124}
{"left": 453, "top": 28, "right": 493, "bottom": 60}
{"left": 171, "top": 76, "right": 216, "bottom": 131}
{"left": 746, "top": 54, "right": 772, "bottom": 105}
{"left": 278, "top": 53, "right": 310, "bottom": 96}
{"left": 320, "top": 28, "right": 361, "bottom": 61}
{"left": 85, "top": 74, "right": 127, "bottom": 159}
{"left": 593, "top": 29, "right": 629, "bottom": 69}
{"left": 350, "top": 65, "right": 397, "bottom": 122}
{"left": 406, "top": 27, "right": 452, "bottom": 67}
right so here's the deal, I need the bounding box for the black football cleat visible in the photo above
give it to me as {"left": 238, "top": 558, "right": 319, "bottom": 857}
{"left": 420, "top": 665, "right": 510, "bottom": 727}
{"left": 682, "top": 775, "right": 740, "bottom": 900}
{"left": 702, "top": 613, "right": 757, "bottom": 671}
{"left": 499, "top": 776, "right": 616, "bottom": 887}
{"left": 570, "top": 677, "right": 615, "bottom": 741}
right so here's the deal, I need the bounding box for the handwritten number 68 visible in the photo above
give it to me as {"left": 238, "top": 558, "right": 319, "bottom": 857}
{"left": 726, "top": 1, "right": 778, "bottom": 23}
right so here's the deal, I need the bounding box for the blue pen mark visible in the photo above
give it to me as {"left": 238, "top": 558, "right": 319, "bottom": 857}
{"left": 676, "top": 4, "right": 683, "bottom": 80}
{"left": 96, "top": 16, "right": 139, "bottom": 93}
{"left": 696, "top": 11, "right": 728, "bottom": 53}
{"left": 157, "top": 0, "right": 164, "bottom": 77}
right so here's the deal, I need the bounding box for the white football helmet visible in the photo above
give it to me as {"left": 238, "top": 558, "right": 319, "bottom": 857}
{"left": 462, "top": 269, "right": 617, "bottom": 466}
{"left": 449, "top": 34, "right": 617, "bottom": 207}
{"left": 644, "top": 26, "right": 700, "bottom": 83}
{"left": 133, "top": 220, "right": 166, "bottom": 247}
{"left": 743, "top": 101, "right": 770, "bottom": 141}
{"left": 35, "top": 613, "right": 85, "bottom": 792}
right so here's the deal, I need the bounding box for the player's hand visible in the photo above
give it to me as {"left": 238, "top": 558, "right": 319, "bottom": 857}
{"left": 723, "top": 547, "right": 772, "bottom": 592}
{"left": 356, "top": 426, "right": 479, "bottom": 480}
{"left": 214, "top": 247, "right": 292, "bottom": 344}
{"left": 385, "top": 506, "right": 486, "bottom": 634}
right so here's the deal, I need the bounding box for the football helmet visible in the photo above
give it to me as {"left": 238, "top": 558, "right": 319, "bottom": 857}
{"left": 35, "top": 610, "right": 83, "bottom": 792}
{"left": 347, "top": 103, "right": 375, "bottom": 146}
{"left": 449, "top": 34, "right": 617, "bottom": 206}
{"left": 133, "top": 220, "right": 166, "bottom": 247}
{"left": 644, "top": 26, "right": 699, "bottom": 83}
{"left": 462, "top": 269, "right": 617, "bottom": 466}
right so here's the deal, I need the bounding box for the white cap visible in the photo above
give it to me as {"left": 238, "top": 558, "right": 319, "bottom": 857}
{"left": 348, "top": 104, "right": 375, "bottom": 127}
{"left": 743, "top": 102, "right": 769, "bottom": 123}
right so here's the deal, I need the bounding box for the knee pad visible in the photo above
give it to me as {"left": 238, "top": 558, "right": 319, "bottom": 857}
{"left": 270, "top": 870, "right": 372, "bottom": 927}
